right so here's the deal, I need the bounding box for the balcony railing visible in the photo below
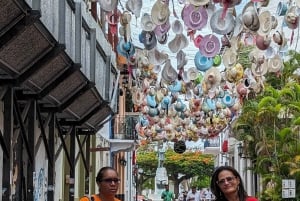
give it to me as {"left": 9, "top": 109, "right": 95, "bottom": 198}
{"left": 203, "top": 137, "right": 220, "bottom": 148}
{"left": 113, "top": 113, "right": 139, "bottom": 140}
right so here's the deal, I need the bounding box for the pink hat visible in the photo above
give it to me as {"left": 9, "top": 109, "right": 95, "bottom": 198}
{"left": 182, "top": 4, "right": 208, "bottom": 30}
{"left": 199, "top": 34, "right": 220, "bottom": 58}
{"left": 154, "top": 20, "right": 171, "bottom": 37}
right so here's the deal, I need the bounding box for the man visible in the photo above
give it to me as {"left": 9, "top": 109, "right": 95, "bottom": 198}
{"left": 161, "top": 184, "right": 175, "bottom": 201}
{"left": 186, "top": 186, "right": 200, "bottom": 201}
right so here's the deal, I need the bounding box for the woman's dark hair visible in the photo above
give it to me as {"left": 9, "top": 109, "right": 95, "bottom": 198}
{"left": 96, "top": 166, "right": 118, "bottom": 182}
{"left": 210, "top": 166, "right": 247, "bottom": 201}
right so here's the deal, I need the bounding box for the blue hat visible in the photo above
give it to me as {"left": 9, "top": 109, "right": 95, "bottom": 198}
{"left": 117, "top": 38, "right": 135, "bottom": 58}
{"left": 194, "top": 51, "right": 213, "bottom": 72}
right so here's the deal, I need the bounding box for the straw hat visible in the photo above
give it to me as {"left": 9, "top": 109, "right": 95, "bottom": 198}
{"left": 189, "top": 0, "right": 210, "bottom": 6}
{"left": 273, "top": 30, "right": 287, "bottom": 48}
{"left": 210, "top": 8, "right": 235, "bottom": 35}
{"left": 172, "top": 20, "right": 184, "bottom": 34}
{"left": 187, "top": 67, "right": 199, "bottom": 81}
{"left": 182, "top": 4, "right": 208, "bottom": 30}
{"left": 176, "top": 50, "right": 188, "bottom": 70}
{"left": 268, "top": 54, "right": 283, "bottom": 73}
{"left": 99, "top": 0, "right": 118, "bottom": 12}
{"left": 284, "top": 6, "right": 299, "bottom": 29}
{"left": 199, "top": 34, "right": 221, "bottom": 58}
{"left": 222, "top": 48, "right": 237, "bottom": 68}
{"left": 141, "top": 13, "right": 156, "bottom": 31}
{"left": 194, "top": 51, "right": 213, "bottom": 72}
{"left": 168, "top": 34, "right": 189, "bottom": 53}
{"left": 242, "top": 2, "right": 260, "bottom": 31}
{"left": 257, "top": 11, "right": 274, "bottom": 36}
{"left": 203, "top": 67, "right": 222, "bottom": 87}
{"left": 126, "top": 0, "right": 143, "bottom": 18}
{"left": 147, "top": 48, "right": 169, "bottom": 65}
{"left": 151, "top": 0, "right": 170, "bottom": 25}
{"left": 161, "top": 59, "right": 178, "bottom": 83}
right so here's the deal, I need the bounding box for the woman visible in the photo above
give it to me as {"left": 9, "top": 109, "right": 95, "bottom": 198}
{"left": 80, "top": 166, "right": 121, "bottom": 201}
{"left": 210, "top": 166, "right": 258, "bottom": 201}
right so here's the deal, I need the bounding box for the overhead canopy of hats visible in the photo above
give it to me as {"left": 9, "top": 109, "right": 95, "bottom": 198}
{"left": 99, "top": 0, "right": 300, "bottom": 144}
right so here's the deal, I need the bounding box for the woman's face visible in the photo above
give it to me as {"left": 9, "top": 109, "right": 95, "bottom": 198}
{"left": 216, "top": 170, "right": 240, "bottom": 196}
{"left": 97, "top": 169, "right": 120, "bottom": 196}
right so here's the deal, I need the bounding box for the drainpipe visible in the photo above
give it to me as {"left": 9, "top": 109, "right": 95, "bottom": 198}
{"left": 75, "top": 2, "right": 82, "bottom": 64}
{"left": 58, "top": 0, "right": 66, "bottom": 43}
{"left": 90, "top": 28, "right": 96, "bottom": 82}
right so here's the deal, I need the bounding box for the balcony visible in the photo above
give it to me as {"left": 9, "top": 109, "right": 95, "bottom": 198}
{"left": 203, "top": 137, "right": 220, "bottom": 155}
{"left": 113, "top": 113, "right": 139, "bottom": 140}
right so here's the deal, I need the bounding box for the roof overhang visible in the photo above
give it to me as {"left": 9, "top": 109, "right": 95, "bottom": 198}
{"left": 0, "top": 0, "right": 113, "bottom": 132}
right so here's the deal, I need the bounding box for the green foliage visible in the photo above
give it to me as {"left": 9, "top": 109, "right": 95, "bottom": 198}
{"left": 235, "top": 48, "right": 300, "bottom": 201}
{"left": 136, "top": 146, "right": 215, "bottom": 195}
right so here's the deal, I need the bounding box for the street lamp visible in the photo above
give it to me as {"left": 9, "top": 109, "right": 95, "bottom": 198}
{"left": 237, "top": 142, "right": 249, "bottom": 158}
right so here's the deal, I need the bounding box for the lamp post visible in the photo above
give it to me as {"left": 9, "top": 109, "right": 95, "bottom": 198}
{"left": 237, "top": 142, "right": 249, "bottom": 159}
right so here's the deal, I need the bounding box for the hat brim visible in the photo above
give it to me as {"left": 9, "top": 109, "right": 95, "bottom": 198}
{"left": 199, "top": 34, "right": 221, "bottom": 58}
{"left": 182, "top": 5, "right": 208, "bottom": 30}
{"left": 210, "top": 9, "right": 235, "bottom": 35}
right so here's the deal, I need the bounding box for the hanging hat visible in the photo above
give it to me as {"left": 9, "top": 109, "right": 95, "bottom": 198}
{"left": 141, "top": 13, "right": 156, "bottom": 31}
{"left": 161, "top": 59, "right": 178, "bottom": 83}
{"left": 120, "top": 11, "right": 132, "bottom": 26}
{"left": 187, "top": 67, "right": 199, "bottom": 81}
{"left": 182, "top": 4, "right": 208, "bottom": 30}
{"left": 199, "top": 34, "right": 221, "bottom": 58}
{"left": 157, "top": 33, "right": 169, "bottom": 45}
{"left": 257, "top": 11, "right": 274, "bottom": 36}
{"left": 273, "top": 30, "right": 287, "bottom": 48}
{"left": 203, "top": 67, "right": 222, "bottom": 86}
{"left": 194, "top": 51, "right": 213, "bottom": 72}
{"left": 172, "top": 20, "right": 184, "bottom": 34}
{"left": 132, "top": 87, "right": 145, "bottom": 106}
{"left": 168, "top": 34, "right": 189, "bottom": 53}
{"left": 222, "top": 93, "right": 235, "bottom": 107}
{"left": 126, "top": 0, "right": 143, "bottom": 18}
{"left": 242, "top": 2, "right": 260, "bottom": 31}
{"left": 233, "top": 14, "right": 244, "bottom": 37}
{"left": 284, "top": 6, "right": 299, "bottom": 29}
{"left": 176, "top": 50, "right": 188, "bottom": 70}
{"left": 255, "top": 34, "right": 271, "bottom": 50}
{"left": 222, "top": 48, "right": 237, "bottom": 68}
{"left": 188, "top": 0, "right": 210, "bottom": 6}
{"left": 151, "top": 0, "right": 170, "bottom": 25}
{"left": 154, "top": 20, "right": 171, "bottom": 37}
{"left": 250, "top": 50, "right": 268, "bottom": 77}
{"left": 213, "top": 55, "right": 222, "bottom": 66}
{"left": 147, "top": 48, "right": 169, "bottom": 65}
{"left": 193, "top": 34, "right": 203, "bottom": 48}
{"left": 98, "top": 0, "right": 118, "bottom": 12}
{"left": 117, "top": 38, "right": 135, "bottom": 58}
{"left": 276, "top": 1, "right": 288, "bottom": 16}
{"left": 210, "top": 8, "right": 235, "bottom": 35}
{"left": 140, "top": 31, "right": 157, "bottom": 50}
{"left": 268, "top": 54, "right": 283, "bottom": 73}
{"left": 251, "top": 61, "right": 268, "bottom": 77}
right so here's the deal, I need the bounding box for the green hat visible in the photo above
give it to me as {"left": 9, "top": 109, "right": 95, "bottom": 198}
{"left": 213, "top": 55, "right": 222, "bottom": 66}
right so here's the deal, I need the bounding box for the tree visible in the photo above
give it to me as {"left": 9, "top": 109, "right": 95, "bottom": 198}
{"left": 233, "top": 49, "right": 300, "bottom": 201}
{"left": 136, "top": 145, "right": 215, "bottom": 197}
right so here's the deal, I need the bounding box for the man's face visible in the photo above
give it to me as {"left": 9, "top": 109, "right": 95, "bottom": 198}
{"left": 164, "top": 185, "right": 169, "bottom": 190}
